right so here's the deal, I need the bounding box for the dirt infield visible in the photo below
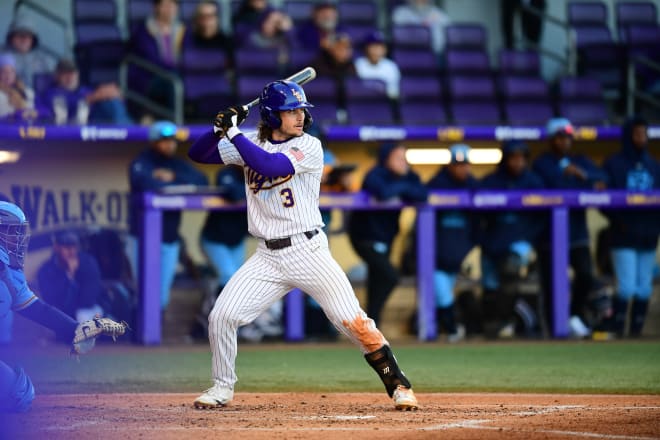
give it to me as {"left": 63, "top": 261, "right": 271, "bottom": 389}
{"left": 4, "top": 393, "right": 659, "bottom": 439}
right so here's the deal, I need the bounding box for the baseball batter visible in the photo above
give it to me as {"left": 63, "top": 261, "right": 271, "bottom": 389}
{"left": 188, "top": 80, "right": 418, "bottom": 410}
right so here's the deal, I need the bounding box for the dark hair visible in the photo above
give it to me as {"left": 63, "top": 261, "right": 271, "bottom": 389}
{"left": 257, "top": 121, "right": 273, "bottom": 143}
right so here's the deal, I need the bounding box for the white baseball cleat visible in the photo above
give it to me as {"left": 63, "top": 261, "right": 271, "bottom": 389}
{"left": 194, "top": 384, "right": 234, "bottom": 409}
{"left": 393, "top": 385, "right": 419, "bottom": 411}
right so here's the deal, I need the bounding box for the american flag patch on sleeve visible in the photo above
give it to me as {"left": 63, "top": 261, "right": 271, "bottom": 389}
{"left": 289, "top": 147, "right": 305, "bottom": 162}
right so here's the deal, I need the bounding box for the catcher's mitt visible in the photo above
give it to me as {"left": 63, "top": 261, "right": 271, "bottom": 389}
{"left": 72, "top": 315, "right": 129, "bottom": 355}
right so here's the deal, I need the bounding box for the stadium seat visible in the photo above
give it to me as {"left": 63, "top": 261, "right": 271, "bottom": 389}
{"left": 500, "top": 76, "right": 553, "bottom": 125}
{"left": 615, "top": 1, "right": 658, "bottom": 40}
{"left": 392, "top": 49, "right": 440, "bottom": 76}
{"left": 399, "top": 77, "right": 447, "bottom": 124}
{"left": 498, "top": 49, "right": 541, "bottom": 77}
{"left": 283, "top": 0, "right": 317, "bottom": 25}
{"left": 445, "top": 49, "right": 491, "bottom": 74}
{"left": 73, "top": 0, "right": 118, "bottom": 24}
{"left": 557, "top": 76, "right": 609, "bottom": 126}
{"left": 235, "top": 47, "right": 284, "bottom": 75}
{"left": 448, "top": 75, "right": 501, "bottom": 125}
{"left": 344, "top": 77, "right": 396, "bottom": 125}
{"left": 337, "top": 1, "right": 378, "bottom": 25}
{"left": 445, "top": 23, "right": 488, "bottom": 51}
{"left": 392, "top": 24, "right": 433, "bottom": 51}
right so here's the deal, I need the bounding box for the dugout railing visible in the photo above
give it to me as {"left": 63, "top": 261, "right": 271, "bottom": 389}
{"left": 135, "top": 188, "right": 660, "bottom": 345}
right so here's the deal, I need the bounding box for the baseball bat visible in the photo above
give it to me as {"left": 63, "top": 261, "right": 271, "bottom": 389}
{"left": 243, "top": 66, "right": 317, "bottom": 111}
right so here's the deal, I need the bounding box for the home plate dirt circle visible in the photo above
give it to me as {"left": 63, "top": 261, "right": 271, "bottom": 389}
{"left": 3, "top": 393, "right": 659, "bottom": 440}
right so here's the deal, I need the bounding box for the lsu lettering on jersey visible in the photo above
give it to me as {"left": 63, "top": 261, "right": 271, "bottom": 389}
{"left": 216, "top": 132, "right": 324, "bottom": 240}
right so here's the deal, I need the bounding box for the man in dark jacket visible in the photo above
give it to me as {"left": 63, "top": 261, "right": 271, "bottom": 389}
{"left": 533, "top": 117, "right": 606, "bottom": 338}
{"left": 37, "top": 230, "right": 103, "bottom": 324}
{"left": 602, "top": 116, "right": 660, "bottom": 337}
{"left": 426, "top": 144, "right": 478, "bottom": 342}
{"left": 479, "top": 140, "right": 545, "bottom": 338}
{"left": 128, "top": 120, "right": 208, "bottom": 311}
{"left": 348, "top": 142, "right": 428, "bottom": 325}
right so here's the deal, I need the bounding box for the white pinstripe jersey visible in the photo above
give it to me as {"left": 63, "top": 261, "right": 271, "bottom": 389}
{"left": 217, "top": 132, "right": 324, "bottom": 240}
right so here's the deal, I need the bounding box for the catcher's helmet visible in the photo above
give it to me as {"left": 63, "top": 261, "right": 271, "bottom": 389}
{"left": 0, "top": 201, "right": 30, "bottom": 268}
{"left": 259, "top": 80, "right": 314, "bottom": 129}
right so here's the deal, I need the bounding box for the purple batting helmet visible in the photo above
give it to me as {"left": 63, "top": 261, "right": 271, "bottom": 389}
{"left": 259, "top": 80, "right": 314, "bottom": 130}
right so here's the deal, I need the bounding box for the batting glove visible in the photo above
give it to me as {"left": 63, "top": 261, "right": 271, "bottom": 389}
{"left": 213, "top": 106, "right": 248, "bottom": 140}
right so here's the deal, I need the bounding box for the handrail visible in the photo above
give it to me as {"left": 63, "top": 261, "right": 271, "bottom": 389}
{"left": 119, "top": 54, "right": 184, "bottom": 125}
{"left": 519, "top": 3, "right": 576, "bottom": 76}
{"left": 627, "top": 55, "right": 660, "bottom": 115}
{"left": 13, "top": 0, "right": 73, "bottom": 58}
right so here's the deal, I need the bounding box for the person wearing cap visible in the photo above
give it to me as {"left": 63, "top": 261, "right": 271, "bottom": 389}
{"left": 425, "top": 144, "right": 478, "bottom": 342}
{"left": 532, "top": 117, "right": 607, "bottom": 338}
{"left": 601, "top": 116, "right": 660, "bottom": 338}
{"left": 128, "top": 121, "right": 208, "bottom": 311}
{"left": 36, "top": 230, "right": 104, "bottom": 325}
{"left": 348, "top": 142, "right": 428, "bottom": 326}
{"left": 1, "top": 14, "right": 56, "bottom": 88}
{"left": 40, "top": 58, "right": 132, "bottom": 125}
{"left": 354, "top": 31, "right": 401, "bottom": 99}
{"left": 0, "top": 52, "right": 36, "bottom": 121}
{"left": 392, "top": 0, "right": 451, "bottom": 55}
{"left": 478, "top": 140, "right": 545, "bottom": 338}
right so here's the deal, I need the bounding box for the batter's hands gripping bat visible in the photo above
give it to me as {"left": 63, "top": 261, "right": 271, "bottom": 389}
{"left": 214, "top": 67, "right": 317, "bottom": 138}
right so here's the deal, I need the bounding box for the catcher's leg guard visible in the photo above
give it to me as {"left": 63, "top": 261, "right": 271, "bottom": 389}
{"left": 11, "top": 367, "right": 35, "bottom": 413}
{"left": 365, "top": 345, "right": 412, "bottom": 397}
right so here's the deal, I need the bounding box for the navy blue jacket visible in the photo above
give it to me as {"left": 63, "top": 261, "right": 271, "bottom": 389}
{"left": 601, "top": 119, "right": 660, "bottom": 249}
{"left": 478, "top": 166, "right": 545, "bottom": 257}
{"left": 348, "top": 146, "right": 428, "bottom": 246}
{"left": 426, "top": 168, "right": 478, "bottom": 272}
{"left": 129, "top": 148, "right": 208, "bottom": 243}
{"left": 201, "top": 166, "right": 249, "bottom": 246}
{"left": 533, "top": 151, "right": 606, "bottom": 247}
{"left": 36, "top": 251, "right": 102, "bottom": 318}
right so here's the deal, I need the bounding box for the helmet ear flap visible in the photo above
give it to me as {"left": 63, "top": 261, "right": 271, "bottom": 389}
{"left": 303, "top": 108, "right": 313, "bottom": 130}
{"left": 260, "top": 105, "right": 281, "bottom": 129}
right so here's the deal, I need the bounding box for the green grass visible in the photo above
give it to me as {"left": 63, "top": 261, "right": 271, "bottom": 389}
{"left": 10, "top": 340, "right": 660, "bottom": 395}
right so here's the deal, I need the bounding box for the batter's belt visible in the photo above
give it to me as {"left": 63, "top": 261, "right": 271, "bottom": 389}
{"left": 264, "top": 229, "right": 319, "bottom": 250}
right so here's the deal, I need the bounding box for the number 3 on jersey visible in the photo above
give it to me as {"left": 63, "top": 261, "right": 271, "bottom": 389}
{"left": 280, "top": 188, "right": 295, "bottom": 207}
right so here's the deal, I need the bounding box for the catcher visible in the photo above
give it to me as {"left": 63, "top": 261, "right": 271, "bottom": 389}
{"left": 0, "top": 201, "right": 128, "bottom": 412}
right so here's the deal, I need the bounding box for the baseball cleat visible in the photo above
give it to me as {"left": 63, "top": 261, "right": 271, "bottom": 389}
{"left": 193, "top": 384, "right": 234, "bottom": 409}
{"left": 393, "top": 385, "right": 419, "bottom": 411}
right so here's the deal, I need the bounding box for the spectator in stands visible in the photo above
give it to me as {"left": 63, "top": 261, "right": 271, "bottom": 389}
{"left": 36, "top": 230, "right": 104, "bottom": 324}
{"left": 184, "top": 0, "right": 233, "bottom": 58}
{"left": 311, "top": 32, "right": 355, "bottom": 78}
{"left": 392, "top": 0, "right": 452, "bottom": 55}
{"left": 128, "top": 0, "right": 185, "bottom": 113}
{"left": 0, "top": 53, "right": 37, "bottom": 122}
{"left": 128, "top": 121, "right": 207, "bottom": 311}
{"left": 501, "top": 0, "right": 546, "bottom": 49}
{"left": 354, "top": 31, "right": 401, "bottom": 99}
{"left": 232, "top": 0, "right": 291, "bottom": 46}
{"left": 601, "top": 116, "right": 660, "bottom": 338}
{"left": 478, "top": 140, "right": 545, "bottom": 338}
{"left": 41, "top": 59, "right": 132, "bottom": 125}
{"left": 295, "top": 2, "right": 347, "bottom": 51}
{"left": 532, "top": 117, "right": 606, "bottom": 338}
{"left": 426, "top": 144, "right": 478, "bottom": 342}
{"left": 348, "top": 142, "right": 428, "bottom": 326}
{"left": 1, "top": 14, "right": 56, "bottom": 89}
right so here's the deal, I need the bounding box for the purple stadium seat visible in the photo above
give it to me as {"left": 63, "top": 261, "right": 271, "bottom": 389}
{"left": 504, "top": 102, "right": 554, "bottom": 125}
{"left": 445, "top": 50, "right": 491, "bottom": 74}
{"left": 75, "top": 40, "right": 126, "bottom": 86}
{"left": 343, "top": 24, "right": 376, "bottom": 45}
{"left": 400, "top": 77, "right": 443, "bottom": 100}
{"left": 289, "top": 48, "right": 317, "bottom": 70}
{"left": 616, "top": 1, "right": 658, "bottom": 39}
{"left": 559, "top": 76, "right": 604, "bottom": 99}
{"left": 74, "top": 0, "right": 117, "bottom": 23}
{"left": 284, "top": 0, "right": 316, "bottom": 24}
{"left": 184, "top": 74, "right": 233, "bottom": 100}
{"left": 180, "top": 0, "right": 202, "bottom": 23}
{"left": 300, "top": 76, "right": 338, "bottom": 100}
{"left": 392, "top": 49, "right": 440, "bottom": 75}
{"left": 450, "top": 101, "right": 501, "bottom": 125}
{"left": 500, "top": 76, "right": 549, "bottom": 100}
{"left": 392, "top": 25, "right": 433, "bottom": 50}
{"left": 33, "top": 72, "right": 54, "bottom": 95}
{"left": 308, "top": 102, "right": 340, "bottom": 125}
{"left": 400, "top": 102, "right": 447, "bottom": 125}
{"left": 181, "top": 47, "right": 228, "bottom": 72}
{"left": 237, "top": 75, "right": 274, "bottom": 103}
{"left": 344, "top": 77, "right": 394, "bottom": 125}
{"left": 568, "top": 1, "right": 608, "bottom": 26}
{"left": 235, "top": 48, "right": 282, "bottom": 75}
{"left": 574, "top": 26, "right": 615, "bottom": 46}
{"left": 75, "top": 23, "right": 122, "bottom": 45}
{"left": 624, "top": 25, "right": 660, "bottom": 46}
{"left": 338, "top": 1, "right": 377, "bottom": 24}
{"left": 449, "top": 75, "right": 496, "bottom": 99}
{"left": 445, "top": 24, "right": 487, "bottom": 50}
{"left": 499, "top": 49, "right": 541, "bottom": 76}
{"left": 128, "top": 0, "right": 152, "bottom": 30}
{"left": 558, "top": 101, "right": 608, "bottom": 126}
